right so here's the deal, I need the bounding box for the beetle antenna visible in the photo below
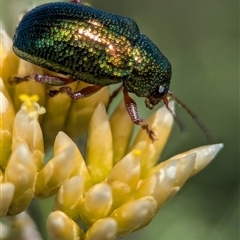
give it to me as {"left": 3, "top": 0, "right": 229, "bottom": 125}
{"left": 162, "top": 96, "right": 185, "bottom": 133}
{"left": 168, "top": 91, "right": 212, "bottom": 141}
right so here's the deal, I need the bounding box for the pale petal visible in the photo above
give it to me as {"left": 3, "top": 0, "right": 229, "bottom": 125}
{"left": 5, "top": 143, "right": 37, "bottom": 215}
{"left": 130, "top": 102, "right": 174, "bottom": 171}
{"left": 54, "top": 176, "right": 84, "bottom": 220}
{"left": 106, "top": 150, "right": 140, "bottom": 209}
{"left": 35, "top": 134, "right": 79, "bottom": 198}
{"left": 0, "top": 91, "right": 15, "bottom": 131}
{"left": 110, "top": 101, "right": 133, "bottom": 163}
{"left": 0, "top": 182, "right": 15, "bottom": 217}
{"left": 80, "top": 183, "right": 112, "bottom": 226}
{"left": 169, "top": 144, "right": 224, "bottom": 176}
{"left": 171, "top": 154, "right": 196, "bottom": 187}
{"left": 111, "top": 196, "right": 157, "bottom": 237}
{"left": 65, "top": 82, "right": 110, "bottom": 137}
{"left": 149, "top": 153, "right": 196, "bottom": 188}
{"left": 47, "top": 211, "right": 84, "bottom": 240}
{"left": 0, "top": 84, "right": 15, "bottom": 169}
{"left": 0, "top": 29, "right": 12, "bottom": 62}
{"left": 54, "top": 132, "right": 92, "bottom": 191}
{"left": 133, "top": 160, "right": 178, "bottom": 209}
{"left": 12, "top": 95, "right": 45, "bottom": 170}
{"left": 0, "top": 130, "right": 12, "bottom": 170}
{"left": 0, "top": 222, "right": 11, "bottom": 239}
{"left": 85, "top": 218, "right": 117, "bottom": 240}
{"left": 12, "top": 212, "right": 43, "bottom": 240}
{"left": 42, "top": 92, "right": 71, "bottom": 146}
{"left": 0, "top": 169, "right": 2, "bottom": 182}
{"left": 0, "top": 77, "right": 12, "bottom": 102}
{"left": 0, "top": 29, "right": 19, "bottom": 81}
{"left": 86, "top": 103, "right": 113, "bottom": 183}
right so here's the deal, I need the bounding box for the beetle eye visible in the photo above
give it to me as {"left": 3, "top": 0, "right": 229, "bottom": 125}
{"left": 158, "top": 85, "right": 165, "bottom": 94}
{"left": 157, "top": 84, "right": 168, "bottom": 98}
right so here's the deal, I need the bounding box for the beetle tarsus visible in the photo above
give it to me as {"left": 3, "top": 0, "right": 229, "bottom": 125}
{"left": 9, "top": 75, "right": 31, "bottom": 85}
{"left": 48, "top": 86, "right": 73, "bottom": 98}
{"left": 135, "top": 119, "right": 157, "bottom": 142}
{"left": 48, "top": 89, "right": 61, "bottom": 98}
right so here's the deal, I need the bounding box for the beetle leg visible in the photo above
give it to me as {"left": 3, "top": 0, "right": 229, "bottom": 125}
{"left": 32, "top": 74, "right": 77, "bottom": 86}
{"left": 9, "top": 75, "right": 32, "bottom": 84}
{"left": 49, "top": 85, "right": 103, "bottom": 100}
{"left": 123, "top": 88, "right": 157, "bottom": 142}
{"left": 9, "top": 73, "right": 77, "bottom": 86}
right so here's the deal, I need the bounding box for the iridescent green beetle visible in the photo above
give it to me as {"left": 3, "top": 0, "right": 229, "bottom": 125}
{"left": 12, "top": 1, "right": 209, "bottom": 141}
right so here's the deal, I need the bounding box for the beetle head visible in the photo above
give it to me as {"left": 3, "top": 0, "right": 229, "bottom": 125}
{"left": 128, "top": 36, "right": 211, "bottom": 140}
{"left": 127, "top": 34, "right": 172, "bottom": 109}
{"left": 145, "top": 81, "right": 170, "bottom": 110}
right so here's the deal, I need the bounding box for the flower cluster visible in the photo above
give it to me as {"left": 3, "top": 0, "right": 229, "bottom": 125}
{"left": 0, "top": 28, "right": 223, "bottom": 240}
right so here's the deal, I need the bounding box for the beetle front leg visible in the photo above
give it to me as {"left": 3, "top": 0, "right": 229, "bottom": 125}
{"left": 123, "top": 88, "right": 157, "bottom": 142}
{"left": 49, "top": 85, "right": 103, "bottom": 100}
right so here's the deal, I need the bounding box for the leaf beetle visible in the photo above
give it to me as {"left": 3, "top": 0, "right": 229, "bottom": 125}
{"left": 11, "top": 0, "right": 210, "bottom": 141}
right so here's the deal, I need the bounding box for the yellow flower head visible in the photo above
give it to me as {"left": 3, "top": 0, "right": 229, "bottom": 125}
{"left": 0, "top": 25, "right": 223, "bottom": 240}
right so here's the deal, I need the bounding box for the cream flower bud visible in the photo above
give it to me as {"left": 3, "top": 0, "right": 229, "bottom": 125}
{"left": 111, "top": 196, "right": 157, "bottom": 236}
{"left": 0, "top": 29, "right": 19, "bottom": 81}
{"left": 86, "top": 103, "right": 113, "bottom": 183}
{"left": 187, "top": 144, "right": 224, "bottom": 176}
{"left": 0, "top": 182, "right": 15, "bottom": 217}
{"left": 85, "top": 218, "right": 117, "bottom": 240}
{"left": 54, "top": 132, "right": 92, "bottom": 191}
{"left": 5, "top": 143, "right": 37, "bottom": 215}
{"left": 106, "top": 150, "right": 141, "bottom": 209}
{"left": 133, "top": 160, "right": 178, "bottom": 209}
{"left": 80, "top": 183, "right": 113, "bottom": 226}
{"left": 47, "top": 211, "right": 84, "bottom": 240}
{"left": 130, "top": 101, "right": 174, "bottom": 172}
{"left": 12, "top": 212, "right": 43, "bottom": 240}
{"left": 110, "top": 101, "right": 133, "bottom": 163}
{"left": 54, "top": 176, "right": 84, "bottom": 220}
{"left": 12, "top": 94, "right": 45, "bottom": 170}
{"left": 64, "top": 81, "right": 110, "bottom": 138}
{"left": 35, "top": 133, "right": 80, "bottom": 198}
{"left": 0, "top": 80, "right": 15, "bottom": 169}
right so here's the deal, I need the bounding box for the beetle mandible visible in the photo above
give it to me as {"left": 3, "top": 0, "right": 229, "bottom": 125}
{"left": 11, "top": 1, "right": 209, "bottom": 141}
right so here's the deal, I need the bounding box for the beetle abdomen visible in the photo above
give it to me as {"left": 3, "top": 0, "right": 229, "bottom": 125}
{"left": 13, "top": 2, "right": 140, "bottom": 85}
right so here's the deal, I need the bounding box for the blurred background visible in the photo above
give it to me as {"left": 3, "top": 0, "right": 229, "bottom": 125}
{"left": 1, "top": 0, "right": 239, "bottom": 239}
